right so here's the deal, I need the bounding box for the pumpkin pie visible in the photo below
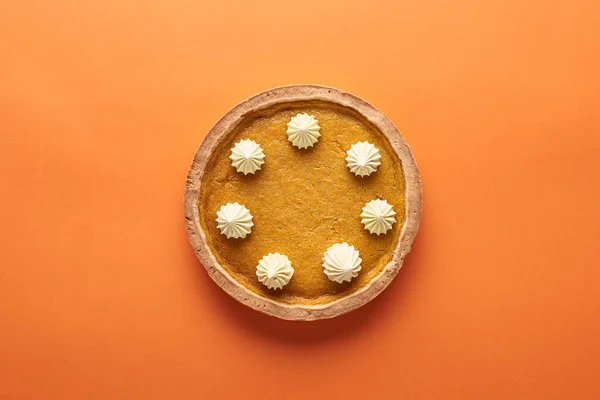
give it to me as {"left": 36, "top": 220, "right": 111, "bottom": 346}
{"left": 184, "top": 85, "right": 421, "bottom": 320}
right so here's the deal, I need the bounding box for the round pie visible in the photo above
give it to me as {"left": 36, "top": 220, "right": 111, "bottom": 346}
{"left": 184, "top": 85, "right": 421, "bottom": 320}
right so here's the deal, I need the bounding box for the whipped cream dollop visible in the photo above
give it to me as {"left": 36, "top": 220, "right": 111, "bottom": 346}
{"left": 216, "top": 202, "right": 253, "bottom": 239}
{"left": 345, "top": 141, "right": 382, "bottom": 177}
{"left": 322, "top": 242, "right": 362, "bottom": 283}
{"left": 256, "top": 253, "right": 294, "bottom": 290}
{"left": 286, "top": 113, "right": 321, "bottom": 149}
{"left": 229, "top": 139, "right": 265, "bottom": 175}
{"left": 360, "top": 199, "right": 396, "bottom": 235}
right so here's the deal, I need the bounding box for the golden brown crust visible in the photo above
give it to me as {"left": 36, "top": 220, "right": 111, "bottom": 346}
{"left": 184, "top": 85, "right": 422, "bottom": 320}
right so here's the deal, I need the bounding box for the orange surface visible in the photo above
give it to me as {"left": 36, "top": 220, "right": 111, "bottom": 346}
{"left": 1, "top": 0, "right": 599, "bottom": 399}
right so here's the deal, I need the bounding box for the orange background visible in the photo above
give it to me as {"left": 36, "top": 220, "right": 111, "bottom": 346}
{"left": 1, "top": 0, "right": 599, "bottom": 399}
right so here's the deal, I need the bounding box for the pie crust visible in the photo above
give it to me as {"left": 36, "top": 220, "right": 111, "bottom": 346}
{"left": 184, "top": 85, "right": 422, "bottom": 320}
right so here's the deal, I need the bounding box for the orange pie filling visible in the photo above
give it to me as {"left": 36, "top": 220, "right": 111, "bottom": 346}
{"left": 199, "top": 101, "right": 406, "bottom": 305}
